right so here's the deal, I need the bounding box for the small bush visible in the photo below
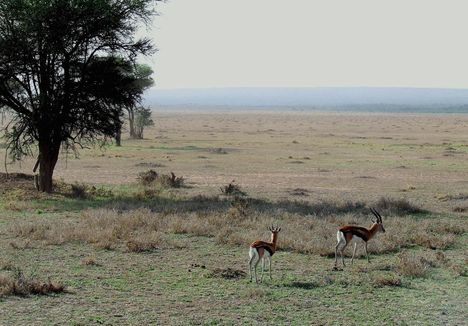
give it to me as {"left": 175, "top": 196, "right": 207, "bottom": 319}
{"left": 412, "top": 233, "right": 456, "bottom": 250}
{"left": 0, "top": 269, "right": 65, "bottom": 297}
{"left": 220, "top": 181, "right": 247, "bottom": 197}
{"left": 137, "top": 170, "right": 159, "bottom": 187}
{"left": 126, "top": 233, "right": 163, "bottom": 252}
{"left": 158, "top": 172, "right": 185, "bottom": 188}
{"left": 70, "top": 183, "right": 88, "bottom": 199}
{"left": 373, "top": 275, "right": 402, "bottom": 287}
{"left": 396, "top": 252, "right": 430, "bottom": 278}
{"left": 137, "top": 170, "right": 184, "bottom": 188}
{"left": 88, "top": 186, "right": 113, "bottom": 198}
{"left": 375, "top": 197, "right": 424, "bottom": 216}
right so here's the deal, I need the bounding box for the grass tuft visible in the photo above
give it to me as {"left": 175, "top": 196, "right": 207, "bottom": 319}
{"left": 374, "top": 197, "right": 424, "bottom": 216}
{"left": 373, "top": 275, "right": 402, "bottom": 287}
{"left": 0, "top": 269, "right": 65, "bottom": 297}
{"left": 137, "top": 170, "right": 185, "bottom": 189}
{"left": 396, "top": 252, "right": 430, "bottom": 278}
{"left": 220, "top": 181, "right": 247, "bottom": 197}
{"left": 70, "top": 183, "right": 88, "bottom": 199}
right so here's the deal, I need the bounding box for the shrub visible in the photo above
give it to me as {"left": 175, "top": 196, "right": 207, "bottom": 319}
{"left": 375, "top": 197, "right": 424, "bottom": 216}
{"left": 396, "top": 252, "right": 430, "bottom": 277}
{"left": 158, "top": 172, "right": 185, "bottom": 188}
{"left": 220, "top": 181, "right": 247, "bottom": 197}
{"left": 126, "top": 233, "right": 164, "bottom": 252}
{"left": 0, "top": 269, "right": 65, "bottom": 297}
{"left": 373, "top": 275, "right": 402, "bottom": 287}
{"left": 137, "top": 170, "right": 159, "bottom": 187}
{"left": 70, "top": 183, "right": 88, "bottom": 199}
{"left": 137, "top": 170, "right": 184, "bottom": 189}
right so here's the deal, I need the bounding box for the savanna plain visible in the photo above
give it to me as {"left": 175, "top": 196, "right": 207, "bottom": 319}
{"left": 0, "top": 110, "right": 467, "bottom": 325}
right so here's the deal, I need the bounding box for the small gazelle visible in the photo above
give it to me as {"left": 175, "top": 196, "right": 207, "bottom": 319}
{"left": 248, "top": 226, "right": 281, "bottom": 283}
{"left": 335, "top": 208, "right": 385, "bottom": 267}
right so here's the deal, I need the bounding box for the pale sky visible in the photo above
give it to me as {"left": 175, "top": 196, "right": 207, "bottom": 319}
{"left": 141, "top": 0, "right": 468, "bottom": 89}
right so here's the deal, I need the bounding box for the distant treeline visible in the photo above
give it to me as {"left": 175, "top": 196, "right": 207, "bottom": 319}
{"left": 145, "top": 87, "right": 468, "bottom": 113}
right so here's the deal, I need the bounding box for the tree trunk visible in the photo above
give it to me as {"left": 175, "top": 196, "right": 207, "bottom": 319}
{"left": 38, "top": 140, "right": 60, "bottom": 193}
{"left": 128, "top": 108, "right": 136, "bottom": 138}
{"left": 115, "top": 128, "right": 122, "bottom": 146}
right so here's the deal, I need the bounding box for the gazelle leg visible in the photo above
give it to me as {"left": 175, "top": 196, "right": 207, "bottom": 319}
{"left": 365, "top": 242, "right": 370, "bottom": 263}
{"left": 248, "top": 255, "right": 254, "bottom": 282}
{"left": 253, "top": 258, "right": 259, "bottom": 283}
{"left": 269, "top": 258, "right": 272, "bottom": 280}
{"left": 335, "top": 242, "right": 340, "bottom": 266}
{"left": 351, "top": 242, "right": 357, "bottom": 265}
{"left": 260, "top": 258, "right": 265, "bottom": 282}
{"left": 340, "top": 243, "right": 348, "bottom": 267}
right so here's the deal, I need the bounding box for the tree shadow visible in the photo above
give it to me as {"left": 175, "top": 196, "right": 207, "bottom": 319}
{"left": 31, "top": 193, "right": 374, "bottom": 218}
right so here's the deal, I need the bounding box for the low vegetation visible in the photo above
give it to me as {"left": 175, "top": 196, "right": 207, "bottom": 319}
{"left": 395, "top": 252, "right": 431, "bottom": 278}
{"left": 11, "top": 194, "right": 465, "bottom": 258}
{"left": 137, "top": 170, "right": 185, "bottom": 189}
{"left": 220, "top": 180, "right": 247, "bottom": 197}
{"left": 0, "top": 268, "right": 65, "bottom": 297}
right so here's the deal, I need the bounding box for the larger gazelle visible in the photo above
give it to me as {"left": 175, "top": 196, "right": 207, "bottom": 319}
{"left": 248, "top": 226, "right": 281, "bottom": 283}
{"left": 335, "top": 208, "right": 385, "bottom": 267}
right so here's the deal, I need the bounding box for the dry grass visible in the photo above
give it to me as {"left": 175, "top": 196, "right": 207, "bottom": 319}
{"left": 11, "top": 198, "right": 466, "bottom": 257}
{"left": 373, "top": 275, "right": 403, "bottom": 287}
{"left": 81, "top": 256, "right": 100, "bottom": 266}
{"left": 70, "top": 183, "right": 88, "bottom": 199}
{"left": 137, "top": 170, "right": 185, "bottom": 189}
{"left": 0, "top": 259, "right": 15, "bottom": 271}
{"left": 374, "top": 197, "right": 425, "bottom": 215}
{"left": 220, "top": 181, "right": 247, "bottom": 197}
{"left": 0, "top": 269, "right": 65, "bottom": 297}
{"left": 125, "top": 232, "right": 166, "bottom": 252}
{"left": 12, "top": 208, "right": 184, "bottom": 251}
{"left": 396, "top": 252, "right": 430, "bottom": 278}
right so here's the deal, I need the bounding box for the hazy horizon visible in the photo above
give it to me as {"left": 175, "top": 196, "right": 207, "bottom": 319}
{"left": 144, "top": 86, "right": 468, "bottom": 112}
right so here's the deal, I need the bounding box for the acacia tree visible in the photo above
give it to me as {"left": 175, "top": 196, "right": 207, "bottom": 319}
{"left": 127, "top": 64, "right": 154, "bottom": 139}
{"left": 133, "top": 106, "right": 154, "bottom": 139}
{"left": 0, "top": 0, "right": 157, "bottom": 192}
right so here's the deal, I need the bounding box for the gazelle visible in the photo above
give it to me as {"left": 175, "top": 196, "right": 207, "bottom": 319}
{"left": 335, "top": 208, "right": 385, "bottom": 267}
{"left": 248, "top": 226, "right": 281, "bottom": 283}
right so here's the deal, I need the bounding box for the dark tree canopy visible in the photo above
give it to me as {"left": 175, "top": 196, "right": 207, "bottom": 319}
{"left": 0, "top": 0, "right": 158, "bottom": 192}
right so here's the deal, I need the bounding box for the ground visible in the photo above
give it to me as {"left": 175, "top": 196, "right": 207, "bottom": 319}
{"left": 0, "top": 110, "right": 467, "bottom": 325}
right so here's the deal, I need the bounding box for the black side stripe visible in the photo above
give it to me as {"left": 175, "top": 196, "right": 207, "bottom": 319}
{"left": 344, "top": 230, "right": 369, "bottom": 242}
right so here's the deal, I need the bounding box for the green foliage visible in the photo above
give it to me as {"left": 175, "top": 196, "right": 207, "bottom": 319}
{"left": 133, "top": 106, "right": 154, "bottom": 139}
{"left": 0, "top": 0, "right": 158, "bottom": 191}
